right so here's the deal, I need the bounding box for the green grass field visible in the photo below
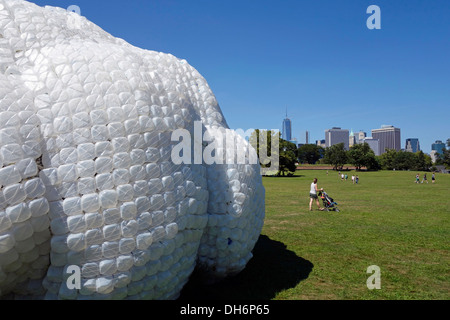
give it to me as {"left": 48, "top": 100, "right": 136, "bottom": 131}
{"left": 180, "top": 170, "right": 449, "bottom": 300}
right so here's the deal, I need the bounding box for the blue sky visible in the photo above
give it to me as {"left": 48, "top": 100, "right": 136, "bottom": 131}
{"left": 29, "top": 0, "right": 449, "bottom": 153}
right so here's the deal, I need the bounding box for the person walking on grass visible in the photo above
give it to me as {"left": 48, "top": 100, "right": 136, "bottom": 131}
{"left": 422, "top": 173, "right": 428, "bottom": 184}
{"left": 309, "top": 178, "right": 324, "bottom": 211}
{"left": 415, "top": 173, "right": 420, "bottom": 184}
{"left": 432, "top": 172, "right": 436, "bottom": 184}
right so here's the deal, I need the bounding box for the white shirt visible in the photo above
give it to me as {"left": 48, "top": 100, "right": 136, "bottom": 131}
{"left": 310, "top": 182, "right": 317, "bottom": 194}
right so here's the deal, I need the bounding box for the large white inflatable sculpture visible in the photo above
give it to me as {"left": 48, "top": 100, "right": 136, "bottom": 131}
{"left": 0, "top": 0, "right": 265, "bottom": 299}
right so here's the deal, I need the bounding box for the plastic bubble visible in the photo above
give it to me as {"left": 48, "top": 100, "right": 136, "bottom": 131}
{"left": 0, "top": 0, "right": 266, "bottom": 300}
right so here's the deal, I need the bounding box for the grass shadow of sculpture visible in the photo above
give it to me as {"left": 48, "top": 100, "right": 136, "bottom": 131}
{"left": 178, "top": 235, "right": 313, "bottom": 300}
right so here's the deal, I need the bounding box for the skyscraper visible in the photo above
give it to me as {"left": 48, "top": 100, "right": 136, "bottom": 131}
{"left": 325, "top": 127, "right": 349, "bottom": 150}
{"left": 306, "top": 131, "right": 309, "bottom": 145}
{"left": 362, "top": 137, "right": 381, "bottom": 156}
{"left": 371, "top": 125, "right": 401, "bottom": 154}
{"left": 358, "top": 131, "right": 367, "bottom": 144}
{"left": 430, "top": 150, "right": 439, "bottom": 163}
{"left": 282, "top": 112, "right": 292, "bottom": 142}
{"left": 316, "top": 140, "right": 326, "bottom": 148}
{"left": 405, "top": 138, "right": 420, "bottom": 153}
{"left": 349, "top": 130, "right": 356, "bottom": 147}
{"left": 432, "top": 140, "right": 446, "bottom": 155}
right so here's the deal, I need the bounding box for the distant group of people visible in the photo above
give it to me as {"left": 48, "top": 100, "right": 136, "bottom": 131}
{"left": 338, "top": 171, "right": 359, "bottom": 184}
{"left": 415, "top": 172, "right": 436, "bottom": 184}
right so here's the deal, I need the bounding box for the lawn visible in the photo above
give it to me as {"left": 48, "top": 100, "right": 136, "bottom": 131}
{"left": 179, "top": 170, "right": 450, "bottom": 300}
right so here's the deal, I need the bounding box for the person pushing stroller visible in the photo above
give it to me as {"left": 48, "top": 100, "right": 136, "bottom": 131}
{"left": 309, "top": 178, "right": 324, "bottom": 211}
{"left": 308, "top": 178, "right": 340, "bottom": 212}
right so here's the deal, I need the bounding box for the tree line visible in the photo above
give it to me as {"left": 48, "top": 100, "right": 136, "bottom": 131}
{"left": 251, "top": 130, "right": 449, "bottom": 176}
{"left": 298, "top": 142, "right": 382, "bottom": 171}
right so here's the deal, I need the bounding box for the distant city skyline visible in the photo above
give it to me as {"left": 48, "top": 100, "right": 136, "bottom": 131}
{"left": 285, "top": 119, "right": 445, "bottom": 155}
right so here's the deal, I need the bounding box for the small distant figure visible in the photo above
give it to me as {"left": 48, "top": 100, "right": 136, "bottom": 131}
{"left": 356, "top": 175, "right": 359, "bottom": 184}
{"left": 351, "top": 175, "right": 355, "bottom": 184}
{"left": 327, "top": 170, "right": 329, "bottom": 176}
{"left": 422, "top": 173, "right": 428, "bottom": 184}
{"left": 341, "top": 173, "right": 344, "bottom": 181}
{"left": 432, "top": 172, "right": 436, "bottom": 184}
{"left": 345, "top": 174, "right": 348, "bottom": 181}
{"left": 415, "top": 174, "right": 420, "bottom": 184}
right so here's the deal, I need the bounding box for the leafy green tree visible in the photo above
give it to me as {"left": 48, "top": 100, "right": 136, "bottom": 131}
{"left": 250, "top": 130, "right": 297, "bottom": 176}
{"left": 424, "top": 153, "right": 433, "bottom": 170}
{"left": 348, "top": 143, "right": 378, "bottom": 171}
{"left": 442, "top": 148, "right": 450, "bottom": 168}
{"left": 379, "top": 149, "right": 398, "bottom": 170}
{"left": 392, "top": 151, "right": 417, "bottom": 171}
{"left": 413, "top": 151, "right": 430, "bottom": 171}
{"left": 279, "top": 139, "right": 298, "bottom": 176}
{"left": 434, "top": 152, "right": 444, "bottom": 165}
{"left": 250, "top": 129, "right": 278, "bottom": 169}
{"left": 297, "top": 144, "right": 324, "bottom": 164}
{"left": 379, "top": 149, "right": 432, "bottom": 171}
{"left": 323, "top": 143, "right": 348, "bottom": 171}
{"left": 366, "top": 155, "right": 381, "bottom": 171}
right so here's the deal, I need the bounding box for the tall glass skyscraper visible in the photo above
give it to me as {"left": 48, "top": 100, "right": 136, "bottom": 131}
{"left": 432, "top": 140, "right": 446, "bottom": 155}
{"left": 405, "top": 138, "right": 420, "bottom": 153}
{"left": 282, "top": 116, "right": 292, "bottom": 141}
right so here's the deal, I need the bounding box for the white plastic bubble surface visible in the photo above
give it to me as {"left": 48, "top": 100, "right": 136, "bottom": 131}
{"left": 0, "top": 0, "right": 265, "bottom": 300}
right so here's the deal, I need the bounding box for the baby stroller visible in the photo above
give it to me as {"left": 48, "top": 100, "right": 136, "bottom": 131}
{"left": 318, "top": 190, "right": 340, "bottom": 212}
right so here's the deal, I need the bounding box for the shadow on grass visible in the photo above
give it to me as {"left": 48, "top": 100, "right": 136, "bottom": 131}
{"left": 178, "top": 235, "right": 313, "bottom": 300}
